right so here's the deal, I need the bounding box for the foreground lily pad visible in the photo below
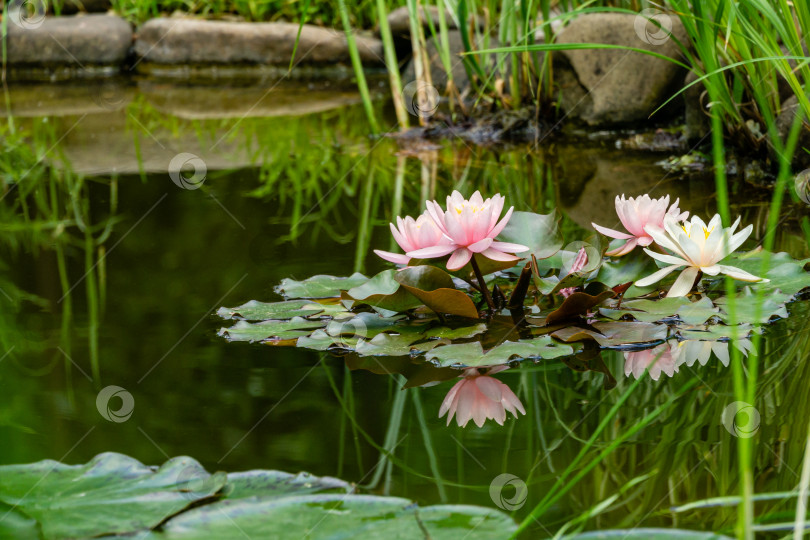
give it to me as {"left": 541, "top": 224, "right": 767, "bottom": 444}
{"left": 276, "top": 273, "right": 369, "bottom": 299}
{"left": 0, "top": 453, "right": 516, "bottom": 540}
{"left": 0, "top": 453, "right": 227, "bottom": 539}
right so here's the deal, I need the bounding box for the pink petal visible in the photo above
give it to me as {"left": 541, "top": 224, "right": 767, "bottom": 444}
{"left": 373, "top": 250, "right": 411, "bottom": 265}
{"left": 592, "top": 222, "right": 633, "bottom": 240}
{"left": 390, "top": 222, "right": 414, "bottom": 253}
{"left": 468, "top": 238, "right": 493, "bottom": 253}
{"left": 439, "top": 379, "right": 464, "bottom": 418}
{"left": 407, "top": 244, "right": 457, "bottom": 259}
{"left": 479, "top": 247, "right": 519, "bottom": 262}
{"left": 605, "top": 238, "right": 638, "bottom": 257}
{"left": 447, "top": 248, "right": 473, "bottom": 270}
{"left": 489, "top": 206, "right": 514, "bottom": 238}
{"left": 490, "top": 241, "right": 529, "bottom": 253}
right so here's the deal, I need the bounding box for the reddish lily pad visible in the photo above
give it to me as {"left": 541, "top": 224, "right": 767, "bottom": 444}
{"left": 394, "top": 266, "right": 480, "bottom": 319}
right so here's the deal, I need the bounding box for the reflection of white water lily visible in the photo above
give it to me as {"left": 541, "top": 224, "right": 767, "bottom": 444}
{"left": 672, "top": 338, "right": 752, "bottom": 368}
{"left": 625, "top": 337, "right": 752, "bottom": 379}
{"left": 439, "top": 366, "right": 526, "bottom": 428}
{"left": 624, "top": 344, "right": 678, "bottom": 380}
{"left": 636, "top": 214, "right": 767, "bottom": 297}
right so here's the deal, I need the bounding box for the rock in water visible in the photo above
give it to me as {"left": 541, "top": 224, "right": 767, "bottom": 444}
{"left": 554, "top": 12, "right": 688, "bottom": 126}
{"left": 6, "top": 14, "right": 132, "bottom": 67}
{"left": 134, "top": 19, "right": 384, "bottom": 67}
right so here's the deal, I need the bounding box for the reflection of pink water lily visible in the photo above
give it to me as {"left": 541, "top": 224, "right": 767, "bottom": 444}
{"left": 636, "top": 214, "right": 767, "bottom": 297}
{"left": 624, "top": 344, "right": 678, "bottom": 380}
{"left": 407, "top": 191, "right": 529, "bottom": 271}
{"left": 592, "top": 194, "right": 688, "bottom": 256}
{"left": 374, "top": 212, "right": 452, "bottom": 265}
{"left": 439, "top": 366, "right": 526, "bottom": 427}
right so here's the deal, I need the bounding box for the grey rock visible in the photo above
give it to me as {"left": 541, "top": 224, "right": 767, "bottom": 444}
{"left": 683, "top": 70, "right": 710, "bottom": 142}
{"left": 6, "top": 14, "right": 132, "bottom": 66}
{"left": 554, "top": 12, "right": 688, "bottom": 125}
{"left": 774, "top": 95, "right": 810, "bottom": 170}
{"left": 385, "top": 6, "right": 456, "bottom": 37}
{"left": 134, "top": 18, "right": 384, "bottom": 67}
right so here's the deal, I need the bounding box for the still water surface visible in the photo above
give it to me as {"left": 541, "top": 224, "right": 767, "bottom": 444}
{"left": 2, "top": 79, "right": 809, "bottom": 534}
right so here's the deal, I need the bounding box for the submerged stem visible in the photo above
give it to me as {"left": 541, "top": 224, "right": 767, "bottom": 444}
{"left": 469, "top": 254, "right": 495, "bottom": 313}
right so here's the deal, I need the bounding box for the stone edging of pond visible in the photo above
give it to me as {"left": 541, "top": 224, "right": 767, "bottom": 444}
{"left": 4, "top": 14, "right": 385, "bottom": 81}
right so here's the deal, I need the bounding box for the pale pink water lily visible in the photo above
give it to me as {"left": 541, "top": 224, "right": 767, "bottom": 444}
{"left": 635, "top": 214, "right": 767, "bottom": 297}
{"left": 439, "top": 366, "right": 526, "bottom": 428}
{"left": 624, "top": 343, "right": 678, "bottom": 380}
{"left": 374, "top": 211, "right": 452, "bottom": 265}
{"left": 592, "top": 194, "right": 688, "bottom": 256}
{"left": 406, "top": 191, "right": 529, "bottom": 271}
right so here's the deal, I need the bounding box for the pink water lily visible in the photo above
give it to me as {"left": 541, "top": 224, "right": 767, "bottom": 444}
{"left": 439, "top": 366, "right": 526, "bottom": 428}
{"left": 624, "top": 343, "right": 678, "bottom": 380}
{"left": 406, "top": 191, "right": 529, "bottom": 271}
{"left": 374, "top": 211, "right": 452, "bottom": 265}
{"left": 592, "top": 194, "right": 688, "bottom": 256}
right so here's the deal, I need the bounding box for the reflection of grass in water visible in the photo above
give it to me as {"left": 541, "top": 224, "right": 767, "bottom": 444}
{"left": 0, "top": 122, "right": 118, "bottom": 393}
{"left": 6, "top": 90, "right": 810, "bottom": 535}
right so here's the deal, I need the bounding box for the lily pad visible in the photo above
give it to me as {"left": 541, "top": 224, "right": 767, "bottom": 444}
{"left": 0, "top": 453, "right": 227, "bottom": 539}
{"left": 719, "top": 251, "right": 810, "bottom": 297}
{"left": 217, "top": 317, "right": 325, "bottom": 343}
{"left": 394, "top": 266, "right": 480, "bottom": 319}
{"left": 715, "top": 290, "right": 790, "bottom": 323}
{"left": 343, "top": 270, "right": 423, "bottom": 312}
{"left": 276, "top": 273, "right": 369, "bottom": 299}
{"left": 142, "top": 495, "right": 515, "bottom": 540}
{"left": 675, "top": 297, "right": 720, "bottom": 325}
{"left": 552, "top": 321, "right": 668, "bottom": 347}
{"left": 545, "top": 290, "right": 615, "bottom": 326}
{"left": 216, "top": 299, "right": 323, "bottom": 321}
{"left": 498, "top": 210, "right": 563, "bottom": 260}
{"left": 426, "top": 336, "right": 576, "bottom": 367}
{"left": 568, "top": 529, "right": 732, "bottom": 539}
{"left": 0, "top": 454, "right": 516, "bottom": 539}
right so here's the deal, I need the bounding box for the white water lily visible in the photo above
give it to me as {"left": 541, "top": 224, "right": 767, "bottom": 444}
{"left": 635, "top": 214, "right": 767, "bottom": 297}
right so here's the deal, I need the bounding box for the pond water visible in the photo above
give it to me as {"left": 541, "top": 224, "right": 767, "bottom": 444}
{"left": 2, "top": 78, "right": 810, "bottom": 536}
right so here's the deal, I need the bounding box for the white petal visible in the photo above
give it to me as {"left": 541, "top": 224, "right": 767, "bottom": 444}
{"left": 643, "top": 248, "right": 689, "bottom": 266}
{"left": 635, "top": 264, "right": 683, "bottom": 287}
{"left": 666, "top": 266, "right": 700, "bottom": 297}
{"left": 717, "top": 264, "right": 767, "bottom": 282}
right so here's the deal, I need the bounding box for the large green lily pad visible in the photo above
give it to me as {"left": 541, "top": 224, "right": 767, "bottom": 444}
{"left": 0, "top": 453, "right": 227, "bottom": 539}
{"left": 0, "top": 453, "right": 516, "bottom": 540}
